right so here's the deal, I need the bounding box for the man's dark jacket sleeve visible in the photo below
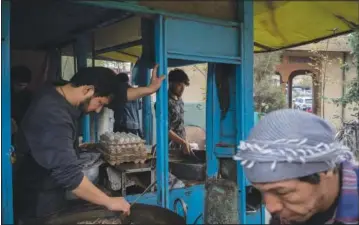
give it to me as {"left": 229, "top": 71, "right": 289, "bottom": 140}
{"left": 25, "top": 106, "right": 84, "bottom": 191}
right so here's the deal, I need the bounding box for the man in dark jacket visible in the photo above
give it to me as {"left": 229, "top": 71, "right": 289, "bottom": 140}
{"left": 14, "top": 65, "right": 164, "bottom": 223}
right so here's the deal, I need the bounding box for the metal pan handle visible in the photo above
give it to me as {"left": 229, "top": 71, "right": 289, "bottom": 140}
{"left": 173, "top": 198, "right": 188, "bottom": 222}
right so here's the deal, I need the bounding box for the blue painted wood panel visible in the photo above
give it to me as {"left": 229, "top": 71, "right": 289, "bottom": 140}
{"left": 236, "top": 0, "right": 256, "bottom": 223}
{"left": 206, "top": 63, "right": 220, "bottom": 178}
{"left": 154, "top": 15, "right": 170, "bottom": 208}
{"left": 165, "top": 18, "right": 241, "bottom": 64}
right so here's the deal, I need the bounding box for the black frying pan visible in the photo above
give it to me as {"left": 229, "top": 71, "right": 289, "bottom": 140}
{"left": 183, "top": 150, "right": 206, "bottom": 164}
{"left": 153, "top": 144, "right": 206, "bottom": 164}
{"left": 124, "top": 204, "right": 186, "bottom": 225}
{"left": 42, "top": 203, "right": 185, "bottom": 225}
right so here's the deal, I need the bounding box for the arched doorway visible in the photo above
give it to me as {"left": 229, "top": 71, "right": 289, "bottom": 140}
{"left": 288, "top": 70, "right": 319, "bottom": 114}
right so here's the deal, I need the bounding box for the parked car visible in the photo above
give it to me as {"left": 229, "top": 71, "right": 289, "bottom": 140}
{"left": 305, "top": 107, "right": 313, "bottom": 113}
{"left": 293, "top": 96, "right": 312, "bottom": 110}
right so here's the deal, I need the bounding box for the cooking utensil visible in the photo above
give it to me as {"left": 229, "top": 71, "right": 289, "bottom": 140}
{"left": 130, "top": 180, "right": 157, "bottom": 206}
{"left": 188, "top": 149, "right": 202, "bottom": 161}
{"left": 170, "top": 150, "right": 206, "bottom": 181}
{"left": 118, "top": 180, "right": 157, "bottom": 221}
{"left": 170, "top": 161, "right": 206, "bottom": 181}
{"left": 183, "top": 150, "right": 206, "bottom": 163}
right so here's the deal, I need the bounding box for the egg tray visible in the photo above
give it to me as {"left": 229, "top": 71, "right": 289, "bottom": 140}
{"left": 100, "top": 150, "right": 148, "bottom": 166}
{"left": 100, "top": 139, "right": 144, "bottom": 145}
{"left": 99, "top": 139, "right": 146, "bottom": 146}
{"left": 99, "top": 145, "right": 147, "bottom": 156}
{"left": 100, "top": 141, "right": 145, "bottom": 149}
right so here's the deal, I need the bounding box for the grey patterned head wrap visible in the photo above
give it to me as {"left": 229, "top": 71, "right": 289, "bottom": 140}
{"left": 233, "top": 109, "right": 353, "bottom": 183}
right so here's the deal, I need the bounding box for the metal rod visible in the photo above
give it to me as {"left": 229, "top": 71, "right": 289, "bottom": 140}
{"left": 130, "top": 180, "right": 157, "bottom": 206}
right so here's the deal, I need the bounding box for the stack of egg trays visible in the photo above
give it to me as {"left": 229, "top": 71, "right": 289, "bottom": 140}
{"left": 102, "top": 150, "right": 148, "bottom": 165}
{"left": 100, "top": 141, "right": 145, "bottom": 154}
{"left": 99, "top": 132, "right": 148, "bottom": 165}
{"left": 98, "top": 142, "right": 147, "bottom": 165}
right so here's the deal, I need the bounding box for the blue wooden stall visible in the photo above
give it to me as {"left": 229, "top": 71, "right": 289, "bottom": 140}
{"left": 3, "top": 0, "right": 359, "bottom": 224}
{"left": 79, "top": 1, "right": 260, "bottom": 224}
{"left": 2, "top": 0, "right": 258, "bottom": 224}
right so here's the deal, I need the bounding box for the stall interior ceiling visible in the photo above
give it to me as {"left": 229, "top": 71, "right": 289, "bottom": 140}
{"left": 10, "top": 0, "right": 135, "bottom": 52}
{"left": 10, "top": 0, "right": 359, "bottom": 63}
{"left": 69, "top": 0, "right": 359, "bottom": 57}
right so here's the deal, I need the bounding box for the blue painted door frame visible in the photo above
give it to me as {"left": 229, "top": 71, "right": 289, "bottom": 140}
{"left": 2, "top": 1, "right": 14, "bottom": 224}
{"left": 206, "top": 63, "right": 220, "bottom": 178}
{"left": 154, "top": 15, "right": 170, "bottom": 208}
{"left": 236, "top": 1, "right": 254, "bottom": 223}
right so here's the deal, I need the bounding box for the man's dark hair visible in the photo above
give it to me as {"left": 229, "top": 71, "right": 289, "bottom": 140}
{"left": 117, "top": 72, "right": 129, "bottom": 83}
{"left": 70, "top": 67, "right": 117, "bottom": 97}
{"left": 168, "top": 68, "right": 190, "bottom": 86}
{"left": 11, "top": 66, "right": 32, "bottom": 83}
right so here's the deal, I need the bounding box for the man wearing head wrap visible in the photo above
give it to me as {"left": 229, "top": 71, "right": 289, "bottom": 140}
{"left": 233, "top": 109, "right": 359, "bottom": 225}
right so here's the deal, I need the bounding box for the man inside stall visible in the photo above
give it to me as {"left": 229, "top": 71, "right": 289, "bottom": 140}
{"left": 14, "top": 65, "right": 164, "bottom": 223}
{"left": 11, "top": 59, "right": 49, "bottom": 139}
{"left": 155, "top": 68, "right": 191, "bottom": 155}
{"left": 111, "top": 72, "right": 143, "bottom": 138}
{"left": 11, "top": 66, "right": 33, "bottom": 136}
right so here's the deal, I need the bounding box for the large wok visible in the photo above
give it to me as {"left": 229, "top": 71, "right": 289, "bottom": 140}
{"left": 169, "top": 150, "right": 206, "bottom": 181}
{"left": 42, "top": 203, "right": 186, "bottom": 225}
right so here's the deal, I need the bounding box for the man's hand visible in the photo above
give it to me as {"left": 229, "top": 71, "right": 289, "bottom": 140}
{"left": 148, "top": 64, "right": 166, "bottom": 93}
{"left": 181, "top": 141, "right": 191, "bottom": 155}
{"left": 105, "top": 197, "right": 131, "bottom": 215}
{"left": 126, "top": 64, "right": 165, "bottom": 101}
{"left": 72, "top": 177, "right": 131, "bottom": 216}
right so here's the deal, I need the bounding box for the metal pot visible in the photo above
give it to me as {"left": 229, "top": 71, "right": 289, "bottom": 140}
{"left": 170, "top": 150, "right": 206, "bottom": 181}
{"left": 83, "top": 159, "right": 103, "bottom": 183}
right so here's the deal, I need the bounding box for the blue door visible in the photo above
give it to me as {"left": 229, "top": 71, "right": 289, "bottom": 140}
{"left": 2, "top": 1, "right": 14, "bottom": 224}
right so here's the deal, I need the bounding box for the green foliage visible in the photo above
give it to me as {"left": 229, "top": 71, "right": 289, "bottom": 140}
{"left": 254, "top": 52, "right": 282, "bottom": 83}
{"left": 332, "top": 78, "right": 359, "bottom": 111}
{"left": 254, "top": 51, "right": 286, "bottom": 113}
{"left": 254, "top": 77, "right": 287, "bottom": 113}
{"left": 348, "top": 30, "right": 359, "bottom": 63}
{"left": 332, "top": 30, "right": 359, "bottom": 115}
